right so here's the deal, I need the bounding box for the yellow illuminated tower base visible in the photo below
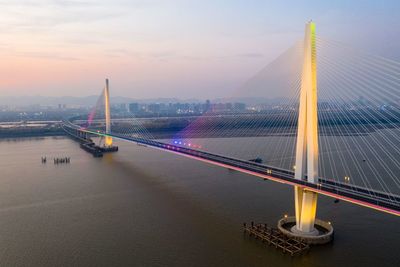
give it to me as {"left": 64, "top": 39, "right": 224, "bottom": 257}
{"left": 104, "top": 78, "right": 113, "bottom": 147}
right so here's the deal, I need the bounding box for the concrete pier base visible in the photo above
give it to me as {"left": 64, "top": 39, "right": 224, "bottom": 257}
{"left": 278, "top": 216, "right": 334, "bottom": 245}
{"left": 290, "top": 225, "right": 319, "bottom": 236}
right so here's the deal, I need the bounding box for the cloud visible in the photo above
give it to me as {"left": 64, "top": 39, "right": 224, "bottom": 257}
{"left": 150, "top": 51, "right": 176, "bottom": 59}
{"left": 0, "top": 0, "right": 127, "bottom": 34}
{"left": 0, "top": 0, "right": 158, "bottom": 8}
{"left": 0, "top": 0, "right": 98, "bottom": 8}
{"left": 103, "top": 48, "right": 133, "bottom": 58}
{"left": 237, "top": 53, "right": 265, "bottom": 59}
{"left": 15, "top": 51, "right": 81, "bottom": 61}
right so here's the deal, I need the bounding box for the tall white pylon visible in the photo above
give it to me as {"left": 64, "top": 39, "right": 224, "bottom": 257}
{"left": 104, "top": 78, "right": 113, "bottom": 147}
{"left": 293, "top": 21, "right": 319, "bottom": 234}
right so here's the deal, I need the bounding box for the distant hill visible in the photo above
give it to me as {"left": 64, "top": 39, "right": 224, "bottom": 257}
{"left": 0, "top": 96, "right": 202, "bottom": 107}
{"left": 0, "top": 95, "right": 100, "bottom": 107}
{"left": 212, "top": 97, "right": 289, "bottom": 105}
{"left": 0, "top": 95, "right": 289, "bottom": 107}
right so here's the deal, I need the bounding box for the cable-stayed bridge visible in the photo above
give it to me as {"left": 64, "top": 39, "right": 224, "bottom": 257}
{"left": 63, "top": 22, "right": 400, "bottom": 243}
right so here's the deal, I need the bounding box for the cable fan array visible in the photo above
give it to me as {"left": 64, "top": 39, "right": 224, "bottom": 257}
{"left": 79, "top": 36, "right": 400, "bottom": 202}
{"left": 316, "top": 37, "right": 400, "bottom": 200}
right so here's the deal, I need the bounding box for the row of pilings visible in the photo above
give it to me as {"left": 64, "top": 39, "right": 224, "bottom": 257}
{"left": 41, "top": 156, "right": 71, "bottom": 164}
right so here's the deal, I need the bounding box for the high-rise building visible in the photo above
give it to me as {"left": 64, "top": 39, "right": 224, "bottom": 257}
{"left": 129, "top": 103, "right": 139, "bottom": 113}
{"left": 233, "top": 102, "right": 246, "bottom": 111}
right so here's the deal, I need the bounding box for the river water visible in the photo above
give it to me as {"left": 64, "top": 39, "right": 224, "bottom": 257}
{"left": 0, "top": 136, "right": 398, "bottom": 267}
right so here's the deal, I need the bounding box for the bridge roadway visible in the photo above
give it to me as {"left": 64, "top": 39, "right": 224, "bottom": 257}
{"left": 63, "top": 122, "right": 400, "bottom": 216}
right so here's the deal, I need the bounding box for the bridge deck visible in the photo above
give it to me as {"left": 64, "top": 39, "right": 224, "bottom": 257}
{"left": 62, "top": 122, "right": 400, "bottom": 216}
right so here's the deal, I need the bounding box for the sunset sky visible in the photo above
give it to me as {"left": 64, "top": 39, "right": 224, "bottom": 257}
{"left": 1, "top": 0, "right": 400, "bottom": 99}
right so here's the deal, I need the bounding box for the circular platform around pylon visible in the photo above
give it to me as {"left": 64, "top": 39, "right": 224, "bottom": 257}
{"left": 277, "top": 216, "right": 334, "bottom": 245}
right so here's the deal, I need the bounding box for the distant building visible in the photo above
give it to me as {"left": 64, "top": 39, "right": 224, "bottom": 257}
{"left": 233, "top": 102, "right": 246, "bottom": 111}
{"left": 148, "top": 103, "right": 161, "bottom": 113}
{"left": 204, "top": 100, "right": 211, "bottom": 112}
{"left": 118, "top": 103, "right": 127, "bottom": 112}
{"left": 129, "top": 103, "right": 139, "bottom": 113}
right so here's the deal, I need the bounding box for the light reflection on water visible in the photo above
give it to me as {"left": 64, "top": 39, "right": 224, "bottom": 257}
{"left": 0, "top": 136, "right": 398, "bottom": 267}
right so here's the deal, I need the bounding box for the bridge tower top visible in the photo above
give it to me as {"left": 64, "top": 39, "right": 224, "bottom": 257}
{"left": 295, "top": 21, "right": 318, "bottom": 183}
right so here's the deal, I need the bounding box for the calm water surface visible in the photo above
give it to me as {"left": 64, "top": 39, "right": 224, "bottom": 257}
{"left": 0, "top": 137, "right": 398, "bottom": 267}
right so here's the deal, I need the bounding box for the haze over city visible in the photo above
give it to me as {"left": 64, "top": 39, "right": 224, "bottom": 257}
{"left": 2, "top": 0, "right": 400, "bottom": 99}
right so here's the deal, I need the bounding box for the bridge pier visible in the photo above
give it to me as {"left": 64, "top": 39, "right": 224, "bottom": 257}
{"left": 294, "top": 186, "right": 318, "bottom": 235}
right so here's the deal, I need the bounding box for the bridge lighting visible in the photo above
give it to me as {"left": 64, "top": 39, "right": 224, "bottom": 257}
{"left": 344, "top": 176, "right": 350, "bottom": 182}
{"left": 293, "top": 165, "right": 296, "bottom": 170}
{"left": 171, "top": 140, "right": 201, "bottom": 149}
{"left": 284, "top": 214, "right": 288, "bottom": 218}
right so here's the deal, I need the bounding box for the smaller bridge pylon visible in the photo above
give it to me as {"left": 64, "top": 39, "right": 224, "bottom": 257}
{"left": 61, "top": 78, "right": 118, "bottom": 156}
{"left": 100, "top": 78, "right": 118, "bottom": 153}
{"left": 104, "top": 78, "right": 113, "bottom": 147}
